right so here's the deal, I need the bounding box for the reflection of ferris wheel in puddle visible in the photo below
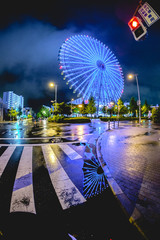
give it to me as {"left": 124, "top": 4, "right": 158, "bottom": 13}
{"left": 59, "top": 35, "right": 124, "bottom": 106}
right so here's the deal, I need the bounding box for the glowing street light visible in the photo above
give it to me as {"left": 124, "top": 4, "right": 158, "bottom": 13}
{"left": 71, "top": 98, "right": 74, "bottom": 115}
{"left": 49, "top": 82, "right": 57, "bottom": 112}
{"left": 128, "top": 73, "right": 141, "bottom": 124}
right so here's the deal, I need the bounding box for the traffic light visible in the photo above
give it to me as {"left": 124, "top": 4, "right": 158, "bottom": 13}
{"left": 128, "top": 16, "right": 147, "bottom": 41}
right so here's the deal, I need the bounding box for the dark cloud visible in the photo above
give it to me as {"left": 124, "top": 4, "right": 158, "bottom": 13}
{"left": 0, "top": 0, "right": 160, "bottom": 111}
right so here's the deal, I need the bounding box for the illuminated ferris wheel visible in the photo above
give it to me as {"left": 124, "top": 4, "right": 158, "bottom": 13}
{"left": 59, "top": 35, "right": 124, "bottom": 105}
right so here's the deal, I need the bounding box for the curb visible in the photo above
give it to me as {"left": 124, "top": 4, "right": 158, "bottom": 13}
{"left": 96, "top": 129, "right": 150, "bottom": 240}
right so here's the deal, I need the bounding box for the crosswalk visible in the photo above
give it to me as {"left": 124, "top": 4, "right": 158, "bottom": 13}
{"left": 0, "top": 143, "right": 86, "bottom": 216}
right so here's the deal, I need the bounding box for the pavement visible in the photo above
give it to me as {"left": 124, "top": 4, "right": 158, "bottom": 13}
{"left": 97, "top": 122, "right": 160, "bottom": 240}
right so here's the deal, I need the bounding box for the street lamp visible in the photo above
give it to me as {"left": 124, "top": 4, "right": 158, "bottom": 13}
{"left": 128, "top": 74, "right": 141, "bottom": 124}
{"left": 49, "top": 82, "right": 57, "bottom": 112}
{"left": 71, "top": 98, "right": 74, "bottom": 115}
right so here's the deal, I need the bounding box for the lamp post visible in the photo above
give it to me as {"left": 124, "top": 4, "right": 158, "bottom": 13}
{"left": 71, "top": 98, "right": 74, "bottom": 115}
{"left": 128, "top": 74, "right": 141, "bottom": 124}
{"left": 49, "top": 82, "right": 57, "bottom": 113}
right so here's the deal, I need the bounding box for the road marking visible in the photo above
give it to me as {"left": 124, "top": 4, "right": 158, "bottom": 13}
{"left": 0, "top": 146, "right": 16, "bottom": 177}
{"left": 10, "top": 147, "right": 36, "bottom": 214}
{"left": 58, "top": 144, "right": 82, "bottom": 160}
{"left": 0, "top": 140, "right": 87, "bottom": 147}
{"left": 42, "top": 145, "right": 86, "bottom": 209}
{"left": 0, "top": 134, "right": 92, "bottom": 140}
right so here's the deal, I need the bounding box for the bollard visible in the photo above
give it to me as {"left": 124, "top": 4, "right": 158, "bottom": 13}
{"left": 108, "top": 120, "right": 110, "bottom": 130}
{"left": 113, "top": 120, "right": 115, "bottom": 128}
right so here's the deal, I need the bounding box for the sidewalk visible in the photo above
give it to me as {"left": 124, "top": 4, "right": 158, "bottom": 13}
{"left": 97, "top": 124, "right": 160, "bottom": 240}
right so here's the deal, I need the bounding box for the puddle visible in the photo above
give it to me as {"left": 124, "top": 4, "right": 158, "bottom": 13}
{"left": 50, "top": 137, "right": 79, "bottom": 143}
{"left": 82, "top": 158, "right": 108, "bottom": 198}
{"left": 72, "top": 142, "right": 86, "bottom": 146}
{"left": 124, "top": 131, "right": 156, "bottom": 139}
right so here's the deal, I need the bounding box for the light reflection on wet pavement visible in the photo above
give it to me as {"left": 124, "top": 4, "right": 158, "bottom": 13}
{"left": 0, "top": 119, "right": 110, "bottom": 144}
{"left": 99, "top": 122, "right": 160, "bottom": 238}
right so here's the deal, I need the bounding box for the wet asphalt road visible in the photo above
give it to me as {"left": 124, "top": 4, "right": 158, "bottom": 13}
{"left": 0, "top": 119, "right": 108, "bottom": 144}
{"left": 0, "top": 119, "right": 146, "bottom": 240}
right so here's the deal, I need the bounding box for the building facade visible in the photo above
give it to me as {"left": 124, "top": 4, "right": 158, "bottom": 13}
{"left": 3, "top": 91, "right": 24, "bottom": 110}
{"left": 0, "top": 97, "right": 3, "bottom": 121}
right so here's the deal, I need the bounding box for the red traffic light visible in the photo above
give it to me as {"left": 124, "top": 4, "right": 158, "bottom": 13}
{"left": 128, "top": 16, "right": 140, "bottom": 31}
{"left": 128, "top": 16, "right": 147, "bottom": 41}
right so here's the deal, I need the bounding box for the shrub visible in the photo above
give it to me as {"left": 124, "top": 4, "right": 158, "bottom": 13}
{"left": 100, "top": 116, "right": 149, "bottom": 122}
{"left": 63, "top": 117, "right": 91, "bottom": 123}
{"left": 48, "top": 115, "right": 64, "bottom": 123}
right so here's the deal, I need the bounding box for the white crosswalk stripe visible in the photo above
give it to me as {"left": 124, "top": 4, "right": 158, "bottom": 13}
{"left": 0, "top": 144, "right": 86, "bottom": 213}
{"left": 10, "top": 146, "right": 36, "bottom": 214}
{"left": 58, "top": 144, "right": 82, "bottom": 160}
{"left": 0, "top": 146, "right": 16, "bottom": 177}
{"left": 42, "top": 145, "right": 86, "bottom": 209}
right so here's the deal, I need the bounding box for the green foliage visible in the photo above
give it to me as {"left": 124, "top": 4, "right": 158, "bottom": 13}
{"left": 101, "top": 106, "right": 107, "bottom": 116}
{"left": 100, "top": 116, "right": 148, "bottom": 122}
{"left": 8, "top": 108, "right": 19, "bottom": 120}
{"left": 17, "top": 106, "right": 22, "bottom": 117}
{"left": 141, "top": 100, "right": 150, "bottom": 116}
{"left": 48, "top": 116, "right": 90, "bottom": 123}
{"left": 37, "top": 106, "right": 51, "bottom": 118}
{"left": 63, "top": 117, "right": 91, "bottom": 123}
{"left": 48, "top": 115, "right": 64, "bottom": 122}
{"left": 114, "top": 98, "right": 128, "bottom": 116}
{"left": 27, "top": 114, "right": 32, "bottom": 118}
{"left": 107, "top": 106, "right": 114, "bottom": 117}
{"left": 129, "top": 97, "right": 138, "bottom": 116}
{"left": 53, "top": 102, "right": 71, "bottom": 115}
{"left": 86, "top": 96, "right": 96, "bottom": 116}
{"left": 152, "top": 106, "right": 160, "bottom": 123}
{"left": 79, "top": 100, "right": 87, "bottom": 115}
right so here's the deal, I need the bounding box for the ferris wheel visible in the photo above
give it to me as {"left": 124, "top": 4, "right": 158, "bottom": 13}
{"left": 59, "top": 35, "right": 124, "bottom": 106}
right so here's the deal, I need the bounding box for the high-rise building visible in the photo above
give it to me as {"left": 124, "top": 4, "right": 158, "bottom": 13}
{"left": 3, "top": 91, "right": 24, "bottom": 110}
{"left": 0, "top": 97, "right": 3, "bottom": 121}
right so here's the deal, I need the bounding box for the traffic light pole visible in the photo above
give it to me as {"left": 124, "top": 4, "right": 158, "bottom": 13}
{"left": 135, "top": 74, "right": 141, "bottom": 124}
{"left": 133, "top": 0, "right": 143, "bottom": 17}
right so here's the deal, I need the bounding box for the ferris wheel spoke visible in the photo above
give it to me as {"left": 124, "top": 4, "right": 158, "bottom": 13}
{"left": 107, "top": 68, "right": 124, "bottom": 86}
{"left": 103, "top": 71, "right": 114, "bottom": 101}
{"left": 63, "top": 44, "right": 94, "bottom": 63}
{"left": 86, "top": 38, "right": 100, "bottom": 60}
{"left": 107, "top": 72, "right": 122, "bottom": 99}
{"left": 62, "top": 52, "right": 92, "bottom": 65}
{"left": 83, "top": 69, "right": 100, "bottom": 99}
{"left": 69, "top": 36, "right": 96, "bottom": 62}
{"left": 82, "top": 36, "right": 100, "bottom": 60}
{"left": 79, "top": 69, "right": 99, "bottom": 97}
{"left": 66, "top": 67, "right": 97, "bottom": 84}
{"left": 74, "top": 68, "right": 98, "bottom": 95}
{"left": 77, "top": 37, "right": 98, "bottom": 62}
{"left": 63, "top": 66, "right": 96, "bottom": 75}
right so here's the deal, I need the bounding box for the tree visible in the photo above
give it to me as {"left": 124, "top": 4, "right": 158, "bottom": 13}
{"left": 79, "top": 100, "right": 87, "bottom": 116}
{"left": 17, "top": 106, "right": 22, "bottom": 118}
{"left": 141, "top": 100, "right": 150, "bottom": 116}
{"left": 101, "top": 106, "right": 107, "bottom": 116}
{"left": 86, "top": 96, "right": 96, "bottom": 117}
{"left": 107, "top": 106, "right": 114, "bottom": 117}
{"left": 114, "top": 98, "right": 127, "bottom": 116}
{"left": 152, "top": 106, "right": 160, "bottom": 123}
{"left": 8, "top": 108, "right": 19, "bottom": 120}
{"left": 37, "top": 106, "right": 51, "bottom": 118}
{"left": 129, "top": 97, "right": 138, "bottom": 117}
{"left": 53, "top": 102, "right": 71, "bottom": 116}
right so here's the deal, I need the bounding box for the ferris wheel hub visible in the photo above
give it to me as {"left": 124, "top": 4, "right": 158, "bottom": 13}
{"left": 96, "top": 60, "right": 106, "bottom": 71}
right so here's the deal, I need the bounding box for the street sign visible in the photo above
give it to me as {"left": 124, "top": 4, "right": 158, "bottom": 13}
{"left": 137, "top": 100, "right": 141, "bottom": 106}
{"left": 138, "top": 2, "right": 160, "bottom": 27}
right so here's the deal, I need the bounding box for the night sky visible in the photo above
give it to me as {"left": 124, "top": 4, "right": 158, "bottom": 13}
{"left": 0, "top": 0, "right": 160, "bottom": 111}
